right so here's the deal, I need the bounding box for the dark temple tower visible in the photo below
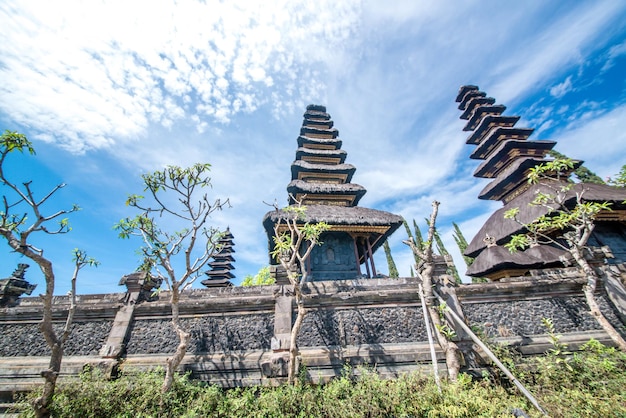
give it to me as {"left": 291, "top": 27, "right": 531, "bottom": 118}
{"left": 263, "top": 105, "right": 403, "bottom": 281}
{"left": 201, "top": 228, "right": 235, "bottom": 288}
{"left": 456, "top": 85, "right": 626, "bottom": 280}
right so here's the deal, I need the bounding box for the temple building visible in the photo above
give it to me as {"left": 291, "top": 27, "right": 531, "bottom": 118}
{"left": 263, "top": 105, "right": 403, "bottom": 281}
{"left": 0, "top": 264, "right": 36, "bottom": 307}
{"left": 456, "top": 85, "right": 626, "bottom": 280}
{"left": 201, "top": 228, "right": 235, "bottom": 288}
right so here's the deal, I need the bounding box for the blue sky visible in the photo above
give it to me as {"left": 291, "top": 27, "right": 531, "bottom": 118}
{"left": 1, "top": 1, "right": 625, "bottom": 295}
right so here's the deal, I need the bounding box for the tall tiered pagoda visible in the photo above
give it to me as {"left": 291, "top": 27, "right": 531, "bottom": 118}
{"left": 201, "top": 228, "right": 235, "bottom": 288}
{"left": 456, "top": 85, "right": 626, "bottom": 280}
{"left": 263, "top": 105, "right": 403, "bottom": 281}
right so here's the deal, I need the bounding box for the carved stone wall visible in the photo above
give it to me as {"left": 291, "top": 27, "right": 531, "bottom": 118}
{"left": 1, "top": 274, "right": 625, "bottom": 394}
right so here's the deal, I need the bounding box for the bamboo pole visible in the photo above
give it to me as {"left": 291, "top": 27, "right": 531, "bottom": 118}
{"left": 432, "top": 290, "right": 547, "bottom": 416}
{"left": 419, "top": 283, "right": 441, "bottom": 393}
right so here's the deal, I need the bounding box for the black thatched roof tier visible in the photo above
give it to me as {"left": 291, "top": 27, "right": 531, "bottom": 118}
{"left": 205, "top": 269, "right": 235, "bottom": 278}
{"left": 287, "top": 180, "right": 366, "bottom": 206}
{"left": 466, "top": 115, "right": 521, "bottom": 145}
{"left": 465, "top": 182, "right": 626, "bottom": 257}
{"left": 264, "top": 205, "right": 403, "bottom": 228}
{"left": 201, "top": 277, "right": 234, "bottom": 287}
{"left": 300, "top": 126, "right": 338, "bottom": 139}
{"left": 456, "top": 85, "right": 479, "bottom": 102}
{"left": 291, "top": 160, "right": 356, "bottom": 182}
{"left": 305, "top": 104, "right": 328, "bottom": 113}
{"left": 295, "top": 147, "right": 347, "bottom": 165}
{"left": 474, "top": 140, "right": 556, "bottom": 178}
{"left": 263, "top": 205, "right": 404, "bottom": 257}
{"left": 466, "top": 243, "right": 570, "bottom": 278}
{"left": 458, "top": 90, "right": 485, "bottom": 110}
{"left": 464, "top": 105, "right": 507, "bottom": 131}
{"left": 303, "top": 118, "right": 334, "bottom": 129}
{"left": 477, "top": 157, "right": 545, "bottom": 202}
{"left": 208, "top": 260, "right": 234, "bottom": 268}
{"left": 470, "top": 127, "right": 536, "bottom": 160}
{"left": 460, "top": 97, "right": 496, "bottom": 120}
{"left": 297, "top": 135, "right": 342, "bottom": 150}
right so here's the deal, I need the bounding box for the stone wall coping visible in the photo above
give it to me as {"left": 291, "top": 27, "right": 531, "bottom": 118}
{"left": 456, "top": 277, "right": 588, "bottom": 303}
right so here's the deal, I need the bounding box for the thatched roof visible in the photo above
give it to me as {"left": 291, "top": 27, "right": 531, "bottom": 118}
{"left": 458, "top": 90, "right": 485, "bottom": 110}
{"left": 300, "top": 126, "right": 338, "bottom": 139}
{"left": 291, "top": 160, "right": 356, "bottom": 181}
{"left": 263, "top": 205, "right": 404, "bottom": 259}
{"left": 466, "top": 182, "right": 626, "bottom": 257}
{"left": 456, "top": 85, "right": 479, "bottom": 103}
{"left": 464, "top": 105, "right": 506, "bottom": 131}
{"left": 287, "top": 180, "right": 366, "bottom": 204}
{"left": 470, "top": 128, "right": 536, "bottom": 160}
{"left": 460, "top": 97, "right": 495, "bottom": 119}
{"left": 297, "top": 135, "right": 342, "bottom": 149}
{"left": 295, "top": 147, "right": 347, "bottom": 163}
{"left": 466, "top": 243, "right": 570, "bottom": 277}
{"left": 474, "top": 139, "right": 555, "bottom": 178}
{"left": 466, "top": 115, "right": 521, "bottom": 145}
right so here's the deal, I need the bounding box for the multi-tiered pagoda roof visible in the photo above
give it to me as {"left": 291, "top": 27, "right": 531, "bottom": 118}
{"left": 263, "top": 105, "right": 403, "bottom": 280}
{"left": 201, "top": 228, "right": 235, "bottom": 288}
{"left": 456, "top": 85, "right": 626, "bottom": 279}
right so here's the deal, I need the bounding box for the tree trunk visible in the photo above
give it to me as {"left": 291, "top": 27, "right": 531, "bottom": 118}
{"left": 162, "top": 286, "right": 191, "bottom": 393}
{"left": 571, "top": 249, "right": 626, "bottom": 351}
{"left": 421, "top": 263, "right": 461, "bottom": 380}
{"left": 288, "top": 286, "right": 306, "bottom": 384}
{"left": 32, "top": 343, "right": 62, "bottom": 418}
{"left": 29, "top": 257, "right": 60, "bottom": 418}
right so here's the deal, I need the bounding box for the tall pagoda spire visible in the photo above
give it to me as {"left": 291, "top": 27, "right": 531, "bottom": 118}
{"left": 456, "top": 85, "right": 626, "bottom": 280}
{"left": 201, "top": 228, "right": 235, "bottom": 288}
{"left": 455, "top": 85, "right": 576, "bottom": 203}
{"left": 263, "top": 105, "right": 403, "bottom": 281}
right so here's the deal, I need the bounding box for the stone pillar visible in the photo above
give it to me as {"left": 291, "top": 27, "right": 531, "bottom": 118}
{"left": 99, "top": 292, "right": 138, "bottom": 359}
{"left": 262, "top": 287, "right": 293, "bottom": 378}
{"left": 272, "top": 294, "right": 293, "bottom": 352}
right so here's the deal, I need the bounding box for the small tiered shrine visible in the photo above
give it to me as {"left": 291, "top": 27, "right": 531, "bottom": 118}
{"left": 263, "top": 105, "right": 403, "bottom": 281}
{"left": 201, "top": 228, "right": 235, "bottom": 288}
{"left": 456, "top": 85, "right": 626, "bottom": 280}
{"left": 0, "top": 264, "right": 36, "bottom": 307}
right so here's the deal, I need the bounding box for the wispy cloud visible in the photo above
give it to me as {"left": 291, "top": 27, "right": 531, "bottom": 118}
{"left": 0, "top": 0, "right": 362, "bottom": 153}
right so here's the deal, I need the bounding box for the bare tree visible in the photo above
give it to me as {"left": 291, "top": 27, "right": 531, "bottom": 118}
{"left": 115, "top": 163, "right": 229, "bottom": 392}
{"left": 0, "top": 131, "right": 98, "bottom": 417}
{"left": 505, "top": 159, "right": 626, "bottom": 351}
{"left": 403, "top": 201, "right": 461, "bottom": 380}
{"left": 270, "top": 199, "right": 329, "bottom": 384}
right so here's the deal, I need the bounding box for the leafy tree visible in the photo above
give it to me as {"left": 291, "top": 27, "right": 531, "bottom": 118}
{"left": 426, "top": 218, "right": 461, "bottom": 284}
{"left": 505, "top": 158, "right": 626, "bottom": 351}
{"left": 403, "top": 201, "right": 461, "bottom": 380}
{"left": 607, "top": 164, "right": 626, "bottom": 187}
{"left": 115, "top": 163, "right": 230, "bottom": 392}
{"left": 548, "top": 149, "right": 605, "bottom": 184}
{"left": 0, "top": 131, "right": 98, "bottom": 417}
{"left": 452, "top": 222, "right": 488, "bottom": 283}
{"left": 382, "top": 240, "right": 399, "bottom": 278}
{"left": 270, "top": 200, "right": 330, "bottom": 384}
{"left": 242, "top": 265, "right": 275, "bottom": 286}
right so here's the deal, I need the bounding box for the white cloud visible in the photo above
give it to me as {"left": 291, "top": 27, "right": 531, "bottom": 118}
{"left": 549, "top": 103, "right": 626, "bottom": 179}
{"left": 488, "top": 1, "right": 624, "bottom": 105}
{"left": 550, "top": 76, "right": 573, "bottom": 98}
{"left": 0, "top": 0, "right": 362, "bottom": 153}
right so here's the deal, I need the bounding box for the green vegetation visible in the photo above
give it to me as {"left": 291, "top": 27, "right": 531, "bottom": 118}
{"left": 13, "top": 338, "right": 626, "bottom": 417}
{"left": 504, "top": 158, "right": 626, "bottom": 351}
{"left": 1, "top": 131, "right": 98, "bottom": 417}
{"left": 270, "top": 200, "right": 330, "bottom": 384}
{"left": 241, "top": 266, "right": 275, "bottom": 286}
{"left": 382, "top": 240, "right": 399, "bottom": 278}
{"left": 114, "top": 164, "right": 230, "bottom": 392}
